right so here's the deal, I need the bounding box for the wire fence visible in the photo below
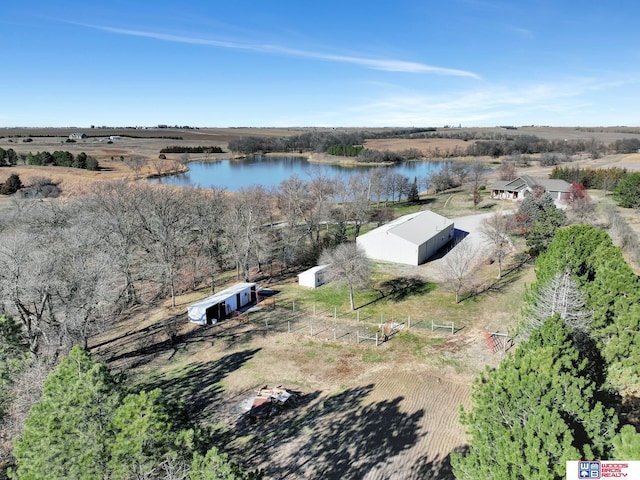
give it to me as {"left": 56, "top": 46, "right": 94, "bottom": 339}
{"left": 218, "top": 297, "right": 459, "bottom": 347}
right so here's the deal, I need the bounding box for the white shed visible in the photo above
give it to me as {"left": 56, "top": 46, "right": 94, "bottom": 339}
{"left": 298, "top": 265, "right": 329, "bottom": 288}
{"left": 356, "top": 210, "right": 454, "bottom": 266}
{"left": 187, "top": 282, "right": 257, "bottom": 325}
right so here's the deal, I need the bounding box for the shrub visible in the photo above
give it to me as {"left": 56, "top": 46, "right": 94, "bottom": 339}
{"left": 0, "top": 173, "right": 23, "bottom": 195}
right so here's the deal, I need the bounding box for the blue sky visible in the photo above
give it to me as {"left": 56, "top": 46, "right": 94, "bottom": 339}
{"left": 3, "top": 1, "right": 640, "bottom": 128}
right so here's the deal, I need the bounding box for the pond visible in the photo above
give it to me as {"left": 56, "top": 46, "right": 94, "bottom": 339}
{"left": 150, "top": 155, "right": 446, "bottom": 191}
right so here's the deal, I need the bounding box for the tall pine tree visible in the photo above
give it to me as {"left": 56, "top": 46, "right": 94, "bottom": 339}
{"left": 452, "top": 318, "right": 617, "bottom": 480}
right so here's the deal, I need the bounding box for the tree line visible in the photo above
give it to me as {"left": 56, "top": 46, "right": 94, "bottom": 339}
{"left": 24, "top": 150, "right": 99, "bottom": 170}
{"left": 228, "top": 129, "right": 640, "bottom": 161}
{"left": 549, "top": 166, "right": 628, "bottom": 190}
{"left": 160, "top": 146, "right": 225, "bottom": 154}
{"left": 452, "top": 224, "right": 640, "bottom": 478}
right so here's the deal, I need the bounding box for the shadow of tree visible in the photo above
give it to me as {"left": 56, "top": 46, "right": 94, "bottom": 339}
{"left": 140, "top": 348, "right": 261, "bottom": 422}
{"left": 223, "top": 384, "right": 455, "bottom": 479}
{"left": 101, "top": 311, "right": 273, "bottom": 371}
{"left": 377, "top": 276, "right": 435, "bottom": 301}
{"left": 413, "top": 446, "right": 469, "bottom": 479}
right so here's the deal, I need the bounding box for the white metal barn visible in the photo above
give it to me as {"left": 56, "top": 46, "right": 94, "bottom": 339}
{"left": 356, "top": 210, "right": 454, "bottom": 266}
{"left": 298, "top": 265, "right": 329, "bottom": 288}
{"left": 187, "top": 282, "right": 257, "bottom": 325}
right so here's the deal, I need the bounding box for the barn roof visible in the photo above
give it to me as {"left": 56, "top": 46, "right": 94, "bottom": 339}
{"left": 360, "top": 210, "right": 453, "bottom": 246}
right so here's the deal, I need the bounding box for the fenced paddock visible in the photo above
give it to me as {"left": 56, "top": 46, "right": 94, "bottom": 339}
{"left": 200, "top": 297, "right": 460, "bottom": 349}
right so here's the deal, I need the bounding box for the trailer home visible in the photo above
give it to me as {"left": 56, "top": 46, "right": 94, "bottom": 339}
{"left": 187, "top": 282, "right": 257, "bottom": 325}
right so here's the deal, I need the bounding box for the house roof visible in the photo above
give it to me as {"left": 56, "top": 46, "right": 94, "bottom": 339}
{"left": 537, "top": 179, "right": 572, "bottom": 192}
{"left": 493, "top": 176, "right": 570, "bottom": 193}
{"left": 360, "top": 210, "right": 453, "bottom": 246}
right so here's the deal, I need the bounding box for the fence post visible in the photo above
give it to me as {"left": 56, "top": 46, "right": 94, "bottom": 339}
{"left": 334, "top": 307, "right": 337, "bottom": 319}
{"left": 288, "top": 321, "right": 291, "bottom": 333}
{"left": 375, "top": 332, "right": 379, "bottom": 347}
{"left": 333, "top": 328, "right": 336, "bottom": 341}
{"left": 292, "top": 300, "right": 295, "bottom": 312}
{"left": 310, "top": 324, "right": 313, "bottom": 336}
{"left": 431, "top": 319, "right": 434, "bottom": 332}
{"left": 313, "top": 303, "right": 316, "bottom": 315}
{"left": 264, "top": 318, "right": 269, "bottom": 329}
{"left": 451, "top": 322, "right": 454, "bottom": 334}
{"left": 408, "top": 316, "right": 411, "bottom": 329}
{"left": 357, "top": 310, "right": 360, "bottom": 322}
{"left": 357, "top": 331, "right": 360, "bottom": 344}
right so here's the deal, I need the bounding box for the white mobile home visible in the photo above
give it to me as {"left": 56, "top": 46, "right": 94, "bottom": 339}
{"left": 188, "top": 282, "right": 257, "bottom": 325}
{"left": 356, "top": 210, "right": 454, "bottom": 266}
{"left": 298, "top": 265, "right": 329, "bottom": 288}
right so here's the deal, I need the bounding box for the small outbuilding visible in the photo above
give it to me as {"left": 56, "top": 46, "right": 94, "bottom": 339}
{"left": 298, "top": 265, "right": 329, "bottom": 288}
{"left": 187, "top": 282, "right": 257, "bottom": 325}
{"left": 356, "top": 210, "right": 454, "bottom": 266}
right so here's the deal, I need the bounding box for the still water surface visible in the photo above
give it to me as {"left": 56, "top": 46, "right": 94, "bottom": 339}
{"left": 151, "top": 155, "right": 446, "bottom": 191}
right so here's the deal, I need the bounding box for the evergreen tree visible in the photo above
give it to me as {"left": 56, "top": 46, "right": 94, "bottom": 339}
{"left": 408, "top": 176, "right": 420, "bottom": 202}
{"left": 534, "top": 225, "right": 611, "bottom": 286}
{"left": 12, "top": 346, "right": 121, "bottom": 480}
{"left": 613, "top": 172, "right": 640, "bottom": 208}
{"left": 452, "top": 319, "right": 617, "bottom": 480}
{"left": 11, "top": 347, "right": 255, "bottom": 480}
{"left": 0, "top": 173, "right": 23, "bottom": 195}
{"left": 109, "top": 389, "right": 193, "bottom": 480}
{"left": 612, "top": 425, "right": 640, "bottom": 460}
{"left": 189, "top": 448, "right": 261, "bottom": 480}
{"left": 525, "top": 205, "right": 565, "bottom": 257}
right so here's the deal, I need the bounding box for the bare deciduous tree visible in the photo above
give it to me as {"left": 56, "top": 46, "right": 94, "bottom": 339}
{"left": 498, "top": 160, "right": 518, "bottom": 181}
{"left": 222, "top": 186, "right": 269, "bottom": 281}
{"left": 125, "top": 156, "right": 147, "bottom": 179}
{"left": 451, "top": 162, "right": 470, "bottom": 186}
{"left": 86, "top": 181, "right": 147, "bottom": 305}
{"left": 438, "top": 239, "right": 481, "bottom": 303}
{"left": 480, "top": 211, "right": 513, "bottom": 279}
{"left": 189, "top": 187, "right": 228, "bottom": 293}
{"left": 137, "top": 186, "right": 193, "bottom": 307}
{"left": 319, "top": 243, "right": 371, "bottom": 310}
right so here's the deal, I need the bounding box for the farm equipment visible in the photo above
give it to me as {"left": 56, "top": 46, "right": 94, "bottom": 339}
{"left": 247, "top": 386, "right": 294, "bottom": 421}
{"left": 382, "top": 320, "right": 405, "bottom": 342}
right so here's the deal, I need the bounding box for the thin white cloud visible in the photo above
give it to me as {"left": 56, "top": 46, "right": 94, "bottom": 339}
{"left": 86, "top": 24, "right": 480, "bottom": 79}
{"left": 343, "top": 76, "right": 637, "bottom": 127}
{"left": 507, "top": 25, "right": 533, "bottom": 38}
